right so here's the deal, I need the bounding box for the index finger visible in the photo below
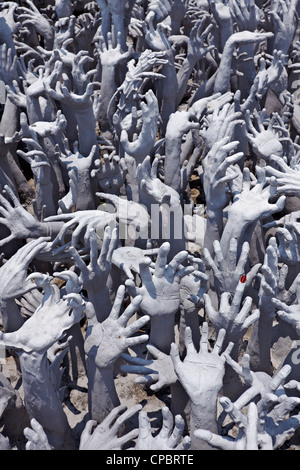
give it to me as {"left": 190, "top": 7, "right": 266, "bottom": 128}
{"left": 154, "top": 242, "right": 170, "bottom": 278}
{"left": 110, "top": 285, "right": 126, "bottom": 320}
{"left": 98, "top": 225, "right": 112, "bottom": 267}
{"left": 69, "top": 246, "right": 88, "bottom": 273}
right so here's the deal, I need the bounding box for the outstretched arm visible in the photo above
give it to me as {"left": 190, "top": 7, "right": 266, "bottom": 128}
{"left": 84, "top": 285, "right": 149, "bottom": 423}
{"left": 0, "top": 237, "right": 50, "bottom": 332}
{"left": 220, "top": 167, "right": 286, "bottom": 259}
{"left": 214, "top": 31, "right": 274, "bottom": 94}
{"left": 170, "top": 323, "right": 233, "bottom": 449}
{"left": 125, "top": 242, "right": 193, "bottom": 353}
{"left": 69, "top": 226, "right": 118, "bottom": 322}
{"left": 0, "top": 280, "right": 85, "bottom": 449}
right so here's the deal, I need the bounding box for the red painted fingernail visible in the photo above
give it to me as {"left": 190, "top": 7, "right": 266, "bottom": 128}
{"left": 240, "top": 274, "right": 246, "bottom": 283}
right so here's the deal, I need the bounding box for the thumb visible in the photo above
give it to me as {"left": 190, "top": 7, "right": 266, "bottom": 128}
{"left": 120, "top": 129, "right": 128, "bottom": 144}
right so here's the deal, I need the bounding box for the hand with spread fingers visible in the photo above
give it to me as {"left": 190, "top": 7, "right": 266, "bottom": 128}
{"left": 0, "top": 284, "right": 85, "bottom": 354}
{"left": 170, "top": 323, "right": 234, "bottom": 449}
{"left": 133, "top": 406, "right": 191, "bottom": 450}
{"left": 203, "top": 238, "right": 261, "bottom": 297}
{"left": 120, "top": 90, "right": 159, "bottom": 164}
{"left": 79, "top": 404, "right": 142, "bottom": 450}
{"left": 69, "top": 225, "right": 118, "bottom": 321}
{"left": 272, "top": 277, "right": 300, "bottom": 336}
{"left": 84, "top": 285, "right": 149, "bottom": 369}
{"left": 203, "top": 278, "right": 259, "bottom": 346}
{"left": 120, "top": 344, "right": 178, "bottom": 392}
{"left": 125, "top": 242, "right": 193, "bottom": 351}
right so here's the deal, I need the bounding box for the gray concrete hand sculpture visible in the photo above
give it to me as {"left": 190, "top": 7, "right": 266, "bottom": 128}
{"left": 120, "top": 344, "right": 178, "bottom": 392}
{"left": 170, "top": 323, "right": 234, "bottom": 449}
{"left": 0, "top": 0, "right": 300, "bottom": 452}
{"left": 125, "top": 241, "right": 193, "bottom": 353}
{"left": 79, "top": 404, "right": 142, "bottom": 450}
{"left": 133, "top": 405, "right": 191, "bottom": 450}
{"left": 24, "top": 418, "right": 52, "bottom": 451}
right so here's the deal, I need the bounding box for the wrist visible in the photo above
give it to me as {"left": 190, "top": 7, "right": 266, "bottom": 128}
{"left": 150, "top": 313, "right": 175, "bottom": 354}
{"left": 163, "top": 49, "right": 175, "bottom": 61}
{"left": 204, "top": 206, "right": 224, "bottom": 243}
{"left": 101, "top": 63, "right": 117, "bottom": 74}
{"left": 185, "top": 54, "right": 198, "bottom": 68}
{"left": 87, "top": 358, "right": 120, "bottom": 422}
{"left": 165, "top": 128, "right": 184, "bottom": 142}
{"left": 74, "top": 104, "right": 93, "bottom": 115}
{"left": 77, "top": 168, "right": 91, "bottom": 179}
{"left": 227, "top": 204, "right": 248, "bottom": 225}
{"left": 206, "top": 205, "right": 224, "bottom": 219}
{"left": 45, "top": 222, "right": 53, "bottom": 238}
{"left": 190, "top": 395, "right": 219, "bottom": 440}
{"left": 87, "top": 288, "right": 112, "bottom": 322}
{"left": 31, "top": 221, "right": 49, "bottom": 238}
{"left": 35, "top": 221, "right": 64, "bottom": 240}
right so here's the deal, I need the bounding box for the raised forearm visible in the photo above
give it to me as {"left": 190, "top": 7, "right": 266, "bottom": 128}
{"left": 98, "top": 65, "right": 117, "bottom": 132}
{"left": 213, "top": 42, "right": 235, "bottom": 94}
{"left": 218, "top": 19, "right": 233, "bottom": 51}
{"left": 86, "top": 357, "right": 120, "bottom": 423}
{"left": 176, "top": 58, "right": 196, "bottom": 106}
{"left": 86, "top": 287, "right": 113, "bottom": 323}
{"left": 74, "top": 107, "right": 98, "bottom": 157}
{"left": 189, "top": 71, "right": 217, "bottom": 104}
{"left": 160, "top": 57, "right": 178, "bottom": 134}
{"left": 75, "top": 169, "right": 95, "bottom": 211}
{"left": 98, "top": 3, "right": 111, "bottom": 40}
{"left": 35, "top": 181, "right": 56, "bottom": 219}
{"left": 246, "top": 301, "right": 274, "bottom": 374}
{"left": 179, "top": 309, "right": 201, "bottom": 355}
{"left": 0, "top": 98, "right": 19, "bottom": 136}
{"left": 237, "top": 44, "right": 257, "bottom": 100}
{"left": 101, "top": 66, "right": 116, "bottom": 97}
{"left": 0, "top": 101, "right": 34, "bottom": 198}
{"left": 18, "top": 350, "right": 71, "bottom": 448}
{"left": 0, "top": 298, "right": 24, "bottom": 332}
{"left": 111, "top": 14, "right": 126, "bottom": 51}
{"left": 203, "top": 207, "right": 224, "bottom": 253}
{"left": 26, "top": 95, "right": 44, "bottom": 124}
{"left": 149, "top": 314, "right": 175, "bottom": 355}
{"left": 59, "top": 105, "right": 78, "bottom": 142}
{"left": 190, "top": 394, "right": 219, "bottom": 450}
{"left": 39, "top": 136, "right": 66, "bottom": 201}
{"left": 164, "top": 134, "right": 182, "bottom": 193}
